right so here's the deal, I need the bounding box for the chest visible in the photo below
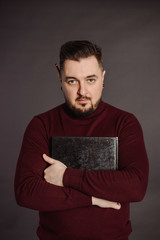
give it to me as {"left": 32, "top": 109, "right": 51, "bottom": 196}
{"left": 51, "top": 114, "right": 119, "bottom": 137}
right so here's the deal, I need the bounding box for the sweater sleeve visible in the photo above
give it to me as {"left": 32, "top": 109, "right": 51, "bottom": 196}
{"left": 14, "top": 117, "right": 92, "bottom": 211}
{"left": 63, "top": 114, "right": 149, "bottom": 203}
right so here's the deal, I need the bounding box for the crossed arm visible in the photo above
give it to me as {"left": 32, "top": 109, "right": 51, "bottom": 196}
{"left": 15, "top": 115, "right": 149, "bottom": 212}
{"left": 43, "top": 153, "right": 121, "bottom": 209}
{"left": 15, "top": 117, "right": 121, "bottom": 212}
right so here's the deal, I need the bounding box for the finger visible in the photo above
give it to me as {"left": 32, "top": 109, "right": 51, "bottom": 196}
{"left": 112, "top": 202, "right": 121, "bottom": 210}
{"left": 103, "top": 199, "right": 121, "bottom": 210}
{"left": 43, "top": 154, "right": 55, "bottom": 164}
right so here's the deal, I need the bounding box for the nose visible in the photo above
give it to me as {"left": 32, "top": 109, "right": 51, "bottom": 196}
{"left": 77, "top": 81, "right": 87, "bottom": 96}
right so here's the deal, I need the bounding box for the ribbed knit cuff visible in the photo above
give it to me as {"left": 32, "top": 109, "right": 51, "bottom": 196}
{"left": 63, "top": 168, "right": 83, "bottom": 191}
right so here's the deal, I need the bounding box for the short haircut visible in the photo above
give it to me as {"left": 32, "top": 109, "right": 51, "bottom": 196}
{"left": 59, "top": 40, "right": 103, "bottom": 71}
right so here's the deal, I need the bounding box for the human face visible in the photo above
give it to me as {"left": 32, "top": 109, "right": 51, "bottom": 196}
{"left": 60, "top": 56, "right": 106, "bottom": 117}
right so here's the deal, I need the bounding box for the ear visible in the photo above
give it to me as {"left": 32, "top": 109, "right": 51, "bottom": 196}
{"left": 57, "top": 73, "right": 62, "bottom": 81}
{"left": 102, "top": 70, "right": 106, "bottom": 86}
{"left": 58, "top": 73, "right": 63, "bottom": 90}
{"left": 102, "top": 70, "right": 106, "bottom": 80}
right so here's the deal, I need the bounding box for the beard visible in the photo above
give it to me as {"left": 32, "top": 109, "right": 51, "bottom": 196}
{"left": 64, "top": 95, "right": 102, "bottom": 118}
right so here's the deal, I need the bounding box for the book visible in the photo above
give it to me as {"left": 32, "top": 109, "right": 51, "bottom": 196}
{"left": 51, "top": 136, "right": 118, "bottom": 171}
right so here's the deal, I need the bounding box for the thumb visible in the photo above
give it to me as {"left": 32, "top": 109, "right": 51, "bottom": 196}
{"left": 43, "top": 154, "right": 55, "bottom": 165}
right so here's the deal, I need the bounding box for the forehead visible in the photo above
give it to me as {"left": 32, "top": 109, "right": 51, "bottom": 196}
{"left": 63, "top": 56, "right": 101, "bottom": 77}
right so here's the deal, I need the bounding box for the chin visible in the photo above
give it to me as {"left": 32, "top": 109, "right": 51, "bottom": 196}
{"left": 72, "top": 107, "right": 95, "bottom": 117}
{"left": 77, "top": 103, "right": 91, "bottom": 111}
{"left": 64, "top": 97, "right": 101, "bottom": 117}
{"left": 68, "top": 101, "right": 99, "bottom": 117}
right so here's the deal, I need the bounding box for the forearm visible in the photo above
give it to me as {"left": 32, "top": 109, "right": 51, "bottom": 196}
{"left": 63, "top": 124, "right": 149, "bottom": 203}
{"left": 15, "top": 166, "right": 121, "bottom": 211}
{"left": 15, "top": 167, "right": 92, "bottom": 211}
{"left": 14, "top": 117, "right": 92, "bottom": 212}
{"left": 92, "top": 196, "right": 121, "bottom": 209}
{"left": 63, "top": 166, "right": 148, "bottom": 203}
{"left": 15, "top": 146, "right": 93, "bottom": 211}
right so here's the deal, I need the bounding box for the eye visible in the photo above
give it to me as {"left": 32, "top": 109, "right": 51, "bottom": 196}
{"left": 88, "top": 79, "right": 95, "bottom": 83}
{"left": 67, "top": 80, "right": 76, "bottom": 85}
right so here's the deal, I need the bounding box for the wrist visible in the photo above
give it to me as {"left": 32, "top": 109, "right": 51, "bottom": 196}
{"left": 92, "top": 196, "right": 97, "bottom": 206}
{"left": 62, "top": 167, "right": 67, "bottom": 186}
{"left": 63, "top": 167, "right": 83, "bottom": 190}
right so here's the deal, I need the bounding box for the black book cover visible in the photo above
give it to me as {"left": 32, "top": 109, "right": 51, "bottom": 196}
{"left": 51, "top": 137, "right": 118, "bottom": 171}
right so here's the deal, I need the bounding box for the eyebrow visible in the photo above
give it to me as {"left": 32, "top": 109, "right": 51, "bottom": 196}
{"left": 65, "top": 76, "right": 77, "bottom": 81}
{"left": 86, "top": 75, "right": 98, "bottom": 79}
{"left": 65, "top": 74, "right": 98, "bottom": 81}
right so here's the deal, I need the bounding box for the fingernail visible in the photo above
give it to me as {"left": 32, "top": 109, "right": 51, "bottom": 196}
{"left": 117, "top": 203, "right": 121, "bottom": 209}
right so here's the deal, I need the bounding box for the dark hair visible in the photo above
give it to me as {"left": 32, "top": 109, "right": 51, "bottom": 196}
{"left": 59, "top": 40, "right": 103, "bottom": 71}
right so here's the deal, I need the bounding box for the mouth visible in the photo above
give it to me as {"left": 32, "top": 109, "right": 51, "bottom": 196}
{"left": 76, "top": 97, "right": 90, "bottom": 104}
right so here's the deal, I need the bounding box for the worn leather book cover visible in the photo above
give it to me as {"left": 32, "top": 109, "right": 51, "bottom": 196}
{"left": 51, "top": 137, "right": 118, "bottom": 171}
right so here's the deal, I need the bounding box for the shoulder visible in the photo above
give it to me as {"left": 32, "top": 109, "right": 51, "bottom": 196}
{"left": 103, "top": 101, "right": 138, "bottom": 120}
{"left": 32, "top": 103, "right": 64, "bottom": 123}
{"left": 25, "top": 103, "right": 64, "bottom": 133}
{"left": 102, "top": 101, "right": 142, "bottom": 132}
{"left": 103, "top": 101, "right": 133, "bottom": 117}
{"left": 37, "top": 103, "right": 64, "bottom": 118}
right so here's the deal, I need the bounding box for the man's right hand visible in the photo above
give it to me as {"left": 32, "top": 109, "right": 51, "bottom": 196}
{"left": 92, "top": 196, "right": 121, "bottom": 210}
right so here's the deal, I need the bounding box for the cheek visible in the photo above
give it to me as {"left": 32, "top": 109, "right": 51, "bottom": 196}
{"left": 62, "top": 86, "right": 76, "bottom": 100}
{"left": 92, "top": 85, "right": 103, "bottom": 96}
{"left": 62, "top": 84, "right": 69, "bottom": 94}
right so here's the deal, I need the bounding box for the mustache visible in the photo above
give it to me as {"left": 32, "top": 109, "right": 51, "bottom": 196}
{"left": 76, "top": 96, "right": 91, "bottom": 101}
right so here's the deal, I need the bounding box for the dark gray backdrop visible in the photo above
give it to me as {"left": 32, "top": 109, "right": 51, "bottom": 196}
{"left": 1, "top": 0, "right": 160, "bottom": 239}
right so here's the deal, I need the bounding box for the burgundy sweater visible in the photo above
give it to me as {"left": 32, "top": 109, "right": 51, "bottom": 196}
{"left": 14, "top": 101, "right": 149, "bottom": 240}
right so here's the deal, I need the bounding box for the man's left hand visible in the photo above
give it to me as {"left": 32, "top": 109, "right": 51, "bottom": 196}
{"left": 43, "top": 154, "right": 67, "bottom": 187}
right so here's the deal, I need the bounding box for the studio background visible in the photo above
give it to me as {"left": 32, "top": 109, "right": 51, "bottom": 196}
{"left": 0, "top": 0, "right": 160, "bottom": 239}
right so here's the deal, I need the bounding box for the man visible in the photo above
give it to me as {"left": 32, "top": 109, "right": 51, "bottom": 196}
{"left": 15, "top": 40, "right": 149, "bottom": 240}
